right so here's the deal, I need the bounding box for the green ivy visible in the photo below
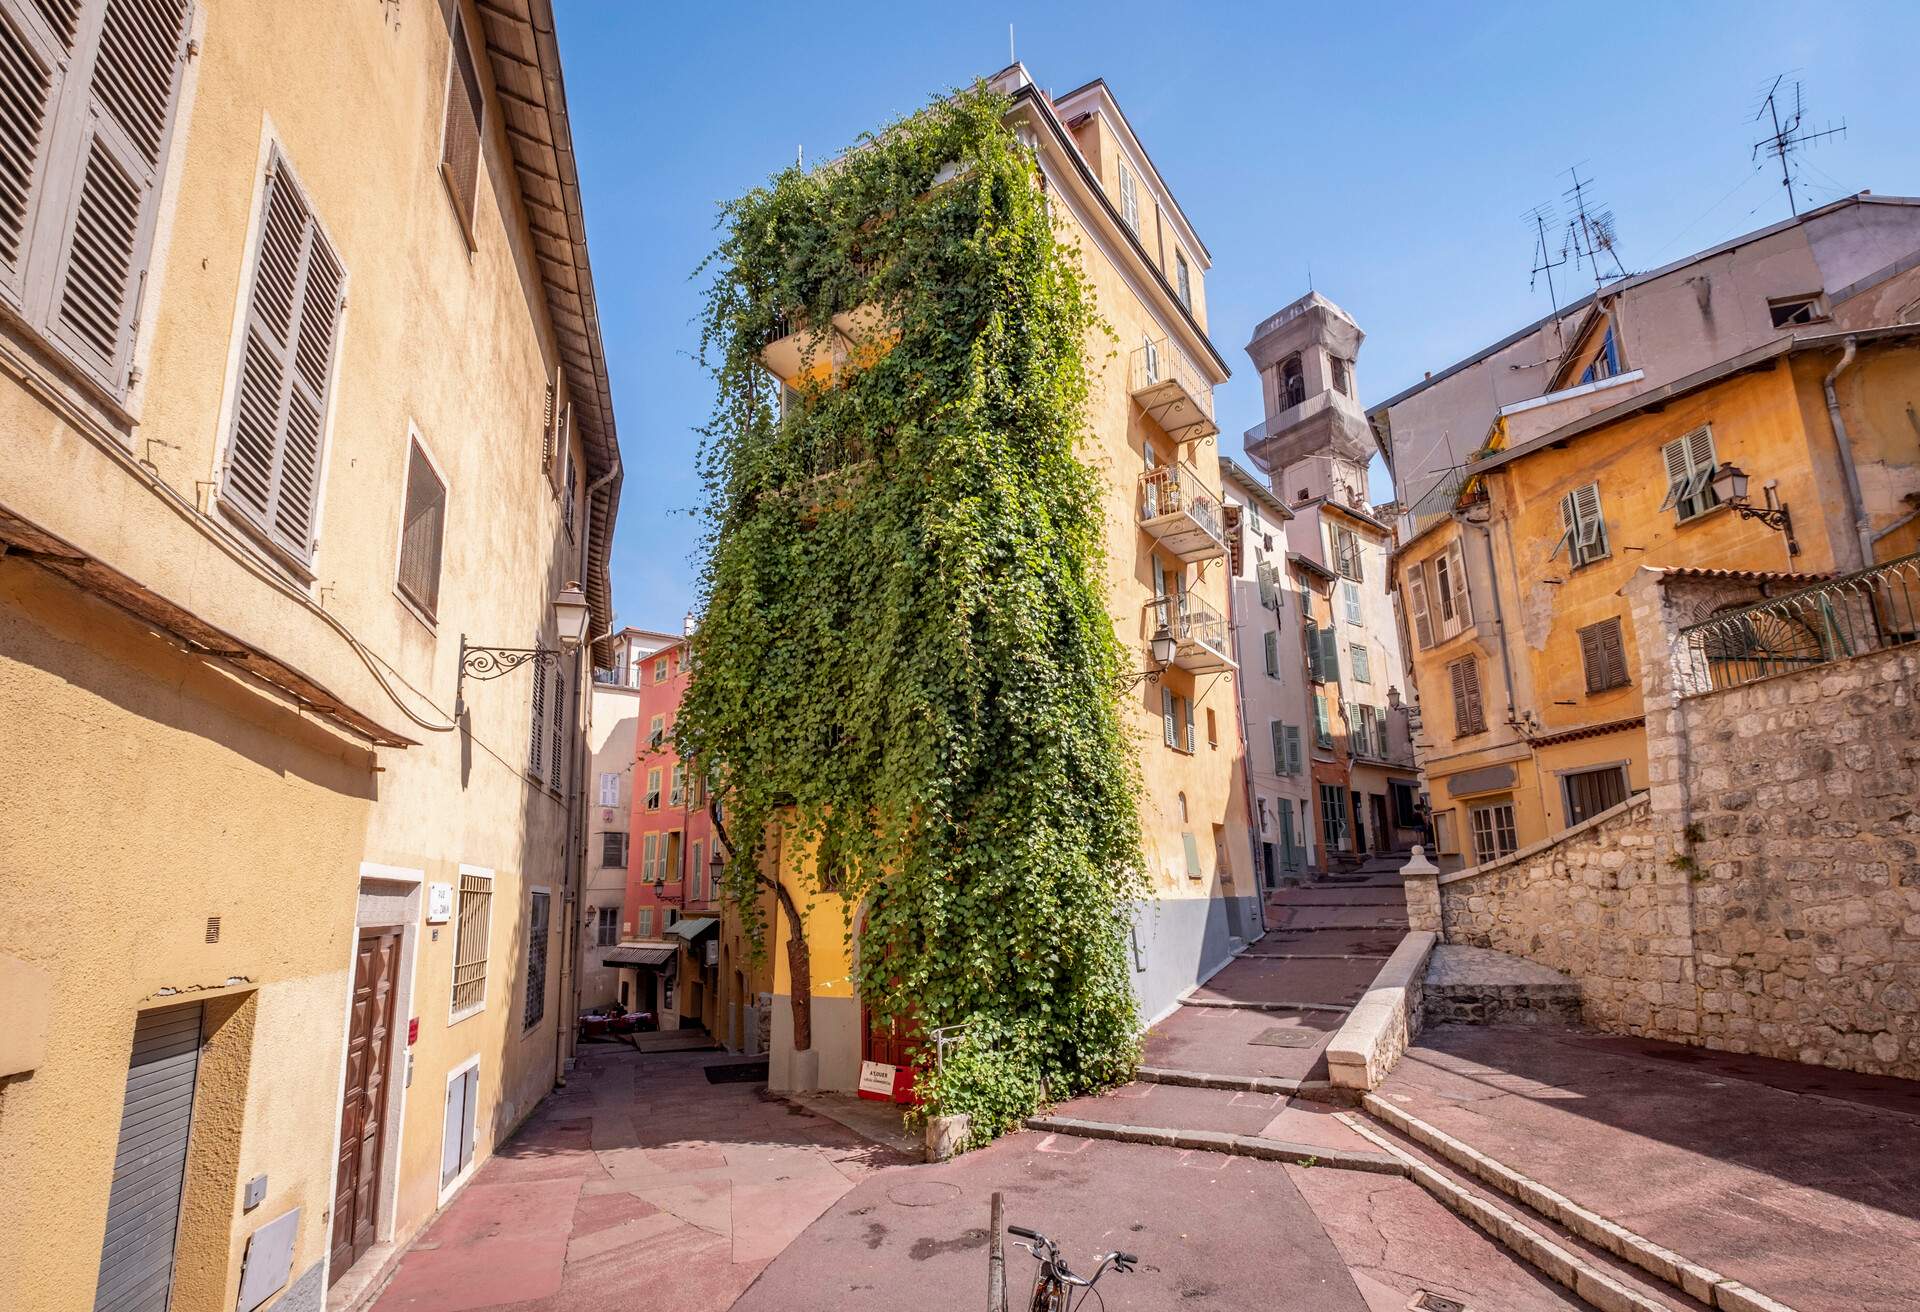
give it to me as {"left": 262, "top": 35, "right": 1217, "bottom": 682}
{"left": 676, "top": 84, "right": 1144, "bottom": 1146}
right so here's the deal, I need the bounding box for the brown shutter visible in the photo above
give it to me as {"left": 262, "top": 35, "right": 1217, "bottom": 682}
{"left": 1450, "top": 658, "right": 1483, "bottom": 735}
{"left": 550, "top": 666, "right": 564, "bottom": 794}
{"left": 527, "top": 651, "right": 545, "bottom": 780}
{"left": 1406, "top": 563, "right": 1434, "bottom": 648}
{"left": 439, "top": 11, "right": 482, "bottom": 240}
{"left": 44, "top": 0, "right": 193, "bottom": 391}
{"left": 221, "top": 152, "right": 345, "bottom": 565}
{"left": 396, "top": 439, "right": 446, "bottom": 618}
{"left": 1579, "top": 623, "right": 1603, "bottom": 693}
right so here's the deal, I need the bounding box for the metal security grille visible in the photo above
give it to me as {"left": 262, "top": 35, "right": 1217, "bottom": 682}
{"left": 451, "top": 872, "right": 492, "bottom": 1015}
{"left": 94, "top": 1002, "right": 203, "bottom": 1312}
{"left": 523, "top": 890, "right": 549, "bottom": 1031}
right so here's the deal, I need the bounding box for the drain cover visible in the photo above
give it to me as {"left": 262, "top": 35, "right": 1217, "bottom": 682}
{"left": 1250, "top": 1027, "right": 1320, "bottom": 1048}
{"left": 886, "top": 1180, "right": 962, "bottom": 1208}
{"left": 1409, "top": 1294, "right": 1467, "bottom": 1312}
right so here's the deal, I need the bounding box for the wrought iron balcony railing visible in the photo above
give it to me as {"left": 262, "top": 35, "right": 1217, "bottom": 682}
{"left": 1138, "top": 462, "right": 1227, "bottom": 561}
{"left": 1130, "top": 338, "right": 1218, "bottom": 443}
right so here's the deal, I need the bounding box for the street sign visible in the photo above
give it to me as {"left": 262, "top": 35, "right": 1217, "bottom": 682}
{"left": 426, "top": 882, "right": 453, "bottom": 923}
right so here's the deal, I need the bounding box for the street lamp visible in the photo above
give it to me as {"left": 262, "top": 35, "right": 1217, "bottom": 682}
{"left": 1119, "top": 621, "right": 1179, "bottom": 689}
{"left": 455, "top": 582, "right": 595, "bottom": 718}
{"left": 1707, "top": 463, "right": 1799, "bottom": 556}
{"left": 708, "top": 846, "right": 726, "bottom": 893}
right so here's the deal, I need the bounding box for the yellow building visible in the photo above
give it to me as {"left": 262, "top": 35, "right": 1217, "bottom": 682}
{"left": 1394, "top": 326, "right": 1920, "bottom": 866}
{"left": 0, "top": 5, "right": 619, "bottom": 1309}
{"left": 750, "top": 65, "right": 1255, "bottom": 1094}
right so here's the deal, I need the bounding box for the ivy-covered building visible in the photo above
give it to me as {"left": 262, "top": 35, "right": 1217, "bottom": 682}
{"left": 683, "top": 64, "right": 1256, "bottom": 1131}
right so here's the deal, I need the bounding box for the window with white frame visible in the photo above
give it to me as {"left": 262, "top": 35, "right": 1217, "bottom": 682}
{"left": 1161, "top": 687, "right": 1195, "bottom": 753}
{"left": 450, "top": 870, "right": 492, "bottom": 1017}
{"left": 1469, "top": 799, "right": 1518, "bottom": 865}
{"left": 598, "top": 771, "right": 620, "bottom": 807}
{"left": 645, "top": 768, "right": 661, "bottom": 810}
{"left": 1405, "top": 540, "right": 1473, "bottom": 648}
{"left": 1118, "top": 161, "right": 1139, "bottom": 232}
{"left": 1659, "top": 427, "right": 1721, "bottom": 522}
{"left": 523, "top": 889, "right": 550, "bottom": 1030}
{"left": 1551, "top": 482, "right": 1609, "bottom": 567}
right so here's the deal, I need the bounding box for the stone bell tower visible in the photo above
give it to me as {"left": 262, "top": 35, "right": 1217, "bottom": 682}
{"left": 1242, "top": 292, "right": 1371, "bottom": 509}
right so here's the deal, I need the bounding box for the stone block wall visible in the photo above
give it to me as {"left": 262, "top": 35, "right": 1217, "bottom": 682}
{"left": 1431, "top": 797, "right": 1698, "bottom": 1036}
{"left": 1681, "top": 643, "right": 1920, "bottom": 1075}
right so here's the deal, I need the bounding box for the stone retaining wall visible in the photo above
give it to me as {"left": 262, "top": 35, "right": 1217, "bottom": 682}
{"left": 1403, "top": 568, "right": 1919, "bottom": 1081}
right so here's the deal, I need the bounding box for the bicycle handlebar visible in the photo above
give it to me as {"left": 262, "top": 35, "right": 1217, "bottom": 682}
{"left": 1007, "top": 1226, "right": 1040, "bottom": 1240}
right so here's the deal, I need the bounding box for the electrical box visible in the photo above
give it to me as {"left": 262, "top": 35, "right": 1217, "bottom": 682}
{"left": 236, "top": 1208, "right": 299, "bottom": 1312}
{"left": 243, "top": 1174, "right": 267, "bottom": 1210}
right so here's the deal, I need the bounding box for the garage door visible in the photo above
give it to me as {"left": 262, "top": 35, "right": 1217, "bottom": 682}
{"left": 93, "top": 1003, "right": 204, "bottom": 1312}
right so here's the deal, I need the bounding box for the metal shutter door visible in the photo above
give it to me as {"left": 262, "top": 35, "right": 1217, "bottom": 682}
{"left": 93, "top": 1002, "right": 204, "bottom": 1312}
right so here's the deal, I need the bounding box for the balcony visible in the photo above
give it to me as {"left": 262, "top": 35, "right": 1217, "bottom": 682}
{"left": 1242, "top": 388, "right": 1371, "bottom": 470}
{"left": 1130, "top": 338, "right": 1218, "bottom": 443}
{"left": 1144, "top": 595, "right": 1235, "bottom": 674}
{"left": 759, "top": 303, "right": 893, "bottom": 386}
{"left": 1138, "top": 462, "right": 1227, "bottom": 562}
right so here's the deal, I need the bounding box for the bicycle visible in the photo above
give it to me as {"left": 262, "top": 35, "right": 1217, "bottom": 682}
{"left": 1004, "top": 1222, "right": 1135, "bottom": 1311}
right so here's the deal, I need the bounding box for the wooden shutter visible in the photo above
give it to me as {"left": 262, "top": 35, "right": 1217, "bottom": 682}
{"left": 1320, "top": 627, "right": 1339, "bottom": 682}
{"left": 396, "top": 439, "right": 446, "bottom": 618}
{"left": 598, "top": 771, "right": 618, "bottom": 807}
{"left": 0, "top": 0, "right": 68, "bottom": 308}
{"left": 1659, "top": 436, "right": 1693, "bottom": 512}
{"left": 93, "top": 1002, "right": 202, "bottom": 1312}
{"left": 1550, "top": 492, "right": 1577, "bottom": 562}
{"left": 221, "top": 152, "right": 345, "bottom": 565}
{"left": 39, "top": 0, "right": 192, "bottom": 393}
{"left": 1257, "top": 560, "right": 1276, "bottom": 608}
{"left": 1571, "top": 482, "right": 1606, "bottom": 561}
{"left": 1263, "top": 630, "right": 1277, "bottom": 676}
{"left": 1581, "top": 617, "right": 1629, "bottom": 692}
{"left": 1284, "top": 724, "right": 1302, "bottom": 774}
{"left": 1184, "top": 695, "right": 1196, "bottom": 753}
{"left": 1405, "top": 564, "right": 1434, "bottom": 648}
{"left": 440, "top": 10, "right": 483, "bottom": 240}
{"left": 523, "top": 890, "right": 549, "bottom": 1030}
{"left": 549, "top": 667, "right": 564, "bottom": 793}
{"left": 1270, "top": 720, "right": 1284, "bottom": 772}
{"left": 1443, "top": 540, "right": 1472, "bottom": 626}
{"left": 527, "top": 651, "right": 545, "bottom": 780}
{"left": 1162, "top": 686, "right": 1176, "bottom": 748}
{"left": 1450, "top": 658, "right": 1483, "bottom": 734}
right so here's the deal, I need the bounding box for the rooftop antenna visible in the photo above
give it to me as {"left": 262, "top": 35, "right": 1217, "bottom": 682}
{"left": 1562, "top": 164, "right": 1628, "bottom": 288}
{"left": 1523, "top": 201, "right": 1568, "bottom": 346}
{"left": 1752, "top": 75, "right": 1845, "bottom": 217}
{"left": 1009, "top": 22, "right": 1015, "bottom": 65}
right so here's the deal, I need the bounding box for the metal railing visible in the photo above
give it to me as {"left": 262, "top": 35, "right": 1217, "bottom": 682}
{"left": 1148, "top": 594, "right": 1231, "bottom": 659}
{"left": 1676, "top": 551, "right": 1920, "bottom": 695}
{"left": 1129, "top": 337, "right": 1214, "bottom": 419}
{"left": 1138, "top": 462, "right": 1225, "bottom": 543}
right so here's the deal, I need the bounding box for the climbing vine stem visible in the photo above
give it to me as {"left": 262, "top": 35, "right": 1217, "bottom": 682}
{"left": 677, "top": 84, "right": 1144, "bottom": 1146}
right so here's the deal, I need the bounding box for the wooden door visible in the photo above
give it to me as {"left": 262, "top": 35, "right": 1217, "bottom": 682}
{"left": 331, "top": 930, "right": 400, "bottom": 1282}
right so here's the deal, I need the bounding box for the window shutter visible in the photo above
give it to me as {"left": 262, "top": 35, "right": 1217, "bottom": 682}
{"left": 1305, "top": 619, "right": 1321, "bottom": 681}
{"left": 561, "top": 447, "right": 576, "bottom": 538}
{"left": 527, "top": 652, "right": 545, "bottom": 780}
{"left": 1257, "top": 560, "right": 1276, "bottom": 608}
{"left": 1606, "top": 620, "right": 1629, "bottom": 688}
{"left": 396, "top": 439, "right": 446, "bottom": 617}
{"left": 42, "top": 0, "right": 193, "bottom": 392}
{"left": 1184, "top": 695, "right": 1196, "bottom": 753}
{"left": 440, "top": 11, "right": 483, "bottom": 239}
{"left": 550, "top": 667, "right": 564, "bottom": 793}
{"left": 221, "top": 153, "right": 345, "bottom": 564}
{"left": 1579, "top": 624, "right": 1603, "bottom": 692}
{"left": 1162, "top": 686, "right": 1175, "bottom": 748}
{"left": 1263, "top": 630, "right": 1278, "bottom": 676}
{"left": 1450, "top": 658, "right": 1483, "bottom": 734}
{"left": 1405, "top": 565, "right": 1433, "bottom": 648}
{"left": 1284, "top": 724, "right": 1302, "bottom": 774}
{"left": 1550, "top": 492, "right": 1577, "bottom": 562}
{"left": 1320, "top": 627, "right": 1339, "bottom": 682}
{"left": 1443, "top": 539, "right": 1472, "bottom": 626}
{"left": 0, "top": 1, "right": 68, "bottom": 307}
{"left": 598, "top": 772, "right": 618, "bottom": 807}
{"left": 1658, "top": 437, "right": 1691, "bottom": 511}
{"left": 1270, "top": 720, "right": 1284, "bottom": 772}
{"left": 1572, "top": 482, "right": 1606, "bottom": 561}
{"left": 1581, "top": 618, "right": 1629, "bottom": 692}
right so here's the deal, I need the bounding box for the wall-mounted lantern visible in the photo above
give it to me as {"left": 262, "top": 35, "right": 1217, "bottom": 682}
{"left": 1708, "top": 463, "right": 1799, "bottom": 556}
{"left": 1120, "top": 621, "right": 1179, "bottom": 689}
{"left": 455, "top": 582, "right": 593, "bottom": 718}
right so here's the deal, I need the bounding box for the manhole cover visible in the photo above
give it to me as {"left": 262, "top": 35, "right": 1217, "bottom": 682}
{"left": 1251, "top": 1027, "right": 1320, "bottom": 1048}
{"left": 886, "top": 1180, "right": 962, "bottom": 1208}
{"left": 1409, "top": 1293, "right": 1468, "bottom": 1312}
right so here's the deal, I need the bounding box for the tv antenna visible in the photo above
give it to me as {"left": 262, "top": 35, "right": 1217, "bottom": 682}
{"left": 1752, "top": 75, "right": 1845, "bottom": 217}
{"left": 1562, "top": 164, "right": 1627, "bottom": 288}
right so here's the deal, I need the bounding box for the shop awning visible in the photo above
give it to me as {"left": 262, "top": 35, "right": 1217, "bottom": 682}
{"left": 667, "top": 916, "right": 719, "bottom": 943}
{"left": 602, "top": 943, "right": 677, "bottom": 968}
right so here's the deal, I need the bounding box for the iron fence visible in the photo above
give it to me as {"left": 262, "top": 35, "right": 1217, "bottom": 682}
{"left": 1675, "top": 551, "right": 1920, "bottom": 695}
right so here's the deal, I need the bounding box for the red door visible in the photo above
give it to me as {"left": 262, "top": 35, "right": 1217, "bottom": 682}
{"left": 331, "top": 930, "right": 399, "bottom": 1282}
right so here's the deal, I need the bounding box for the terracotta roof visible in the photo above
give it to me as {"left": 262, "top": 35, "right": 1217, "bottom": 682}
{"left": 1657, "top": 566, "right": 1833, "bottom": 584}
{"left": 1528, "top": 716, "right": 1645, "bottom": 750}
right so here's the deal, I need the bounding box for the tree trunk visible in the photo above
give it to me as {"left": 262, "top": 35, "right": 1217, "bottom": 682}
{"left": 712, "top": 798, "right": 813, "bottom": 1052}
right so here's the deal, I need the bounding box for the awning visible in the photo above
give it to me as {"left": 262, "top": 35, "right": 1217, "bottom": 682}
{"left": 602, "top": 943, "right": 676, "bottom": 968}
{"left": 667, "top": 917, "right": 719, "bottom": 944}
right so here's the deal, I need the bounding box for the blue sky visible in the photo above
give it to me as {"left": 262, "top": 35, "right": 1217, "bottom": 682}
{"left": 556, "top": 1, "right": 1919, "bottom": 632}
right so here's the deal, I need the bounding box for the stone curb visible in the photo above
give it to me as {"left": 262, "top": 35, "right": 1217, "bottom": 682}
{"left": 1023, "top": 1115, "right": 1407, "bottom": 1176}
{"left": 1177, "top": 998, "right": 1353, "bottom": 1014}
{"left": 1334, "top": 1113, "right": 1680, "bottom": 1312}
{"left": 1234, "top": 952, "right": 1396, "bottom": 962}
{"left": 1325, "top": 931, "right": 1437, "bottom": 1092}
{"left": 1360, "top": 1095, "right": 1801, "bottom": 1312}
{"left": 1135, "top": 1066, "right": 1339, "bottom": 1101}
{"left": 1255, "top": 924, "right": 1409, "bottom": 934}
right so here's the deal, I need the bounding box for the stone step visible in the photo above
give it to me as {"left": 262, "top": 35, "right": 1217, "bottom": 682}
{"left": 1024, "top": 1114, "right": 1404, "bottom": 1175}
{"left": 1235, "top": 951, "right": 1395, "bottom": 962}
{"left": 1338, "top": 1112, "right": 1713, "bottom": 1312}
{"left": 1178, "top": 997, "right": 1352, "bottom": 1015}
{"left": 1189, "top": 954, "right": 1384, "bottom": 1008}
{"left": 1136, "top": 1065, "right": 1338, "bottom": 1102}
{"left": 1361, "top": 1094, "right": 1800, "bottom": 1312}
{"left": 1424, "top": 944, "right": 1582, "bottom": 1027}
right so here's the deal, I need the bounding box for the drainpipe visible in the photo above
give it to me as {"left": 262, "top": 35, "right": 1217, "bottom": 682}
{"left": 1456, "top": 508, "right": 1550, "bottom": 826}
{"left": 1823, "top": 336, "right": 1874, "bottom": 571}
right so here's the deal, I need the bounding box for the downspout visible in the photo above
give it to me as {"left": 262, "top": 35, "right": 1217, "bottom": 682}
{"left": 557, "top": 454, "right": 623, "bottom": 1087}
{"left": 1822, "top": 336, "right": 1874, "bottom": 570}
{"left": 1456, "top": 507, "right": 1550, "bottom": 825}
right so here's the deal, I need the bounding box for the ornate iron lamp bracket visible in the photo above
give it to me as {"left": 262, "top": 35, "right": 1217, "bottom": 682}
{"left": 456, "top": 634, "right": 560, "bottom": 719}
